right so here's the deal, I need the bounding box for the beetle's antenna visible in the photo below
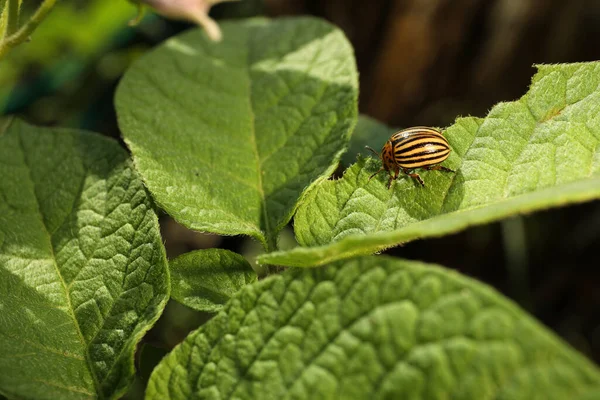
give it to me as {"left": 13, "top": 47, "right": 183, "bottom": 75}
{"left": 366, "top": 146, "right": 384, "bottom": 182}
{"left": 364, "top": 145, "right": 380, "bottom": 158}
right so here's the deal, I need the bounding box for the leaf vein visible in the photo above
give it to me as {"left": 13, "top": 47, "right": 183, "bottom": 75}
{"left": 15, "top": 129, "right": 99, "bottom": 391}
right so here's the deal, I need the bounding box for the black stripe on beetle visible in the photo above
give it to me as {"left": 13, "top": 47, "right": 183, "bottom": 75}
{"left": 365, "top": 126, "right": 455, "bottom": 188}
{"left": 395, "top": 145, "right": 449, "bottom": 160}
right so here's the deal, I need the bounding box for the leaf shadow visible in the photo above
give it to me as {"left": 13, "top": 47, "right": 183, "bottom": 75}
{"left": 0, "top": 265, "right": 94, "bottom": 398}
{"left": 358, "top": 155, "right": 467, "bottom": 228}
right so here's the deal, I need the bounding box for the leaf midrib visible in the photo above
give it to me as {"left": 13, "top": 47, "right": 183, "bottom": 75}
{"left": 221, "top": 277, "right": 320, "bottom": 400}
{"left": 245, "top": 34, "right": 331, "bottom": 249}
{"left": 245, "top": 34, "right": 273, "bottom": 251}
{"left": 334, "top": 91, "right": 597, "bottom": 243}
{"left": 16, "top": 130, "right": 100, "bottom": 395}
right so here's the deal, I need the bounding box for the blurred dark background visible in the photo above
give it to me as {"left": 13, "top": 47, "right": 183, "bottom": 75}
{"left": 2, "top": 0, "right": 600, "bottom": 396}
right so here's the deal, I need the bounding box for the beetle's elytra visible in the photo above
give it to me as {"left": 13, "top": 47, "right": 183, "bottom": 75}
{"left": 366, "top": 126, "right": 454, "bottom": 188}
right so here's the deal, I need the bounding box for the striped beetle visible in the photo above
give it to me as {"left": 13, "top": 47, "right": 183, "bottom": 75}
{"left": 366, "top": 126, "right": 454, "bottom": 188}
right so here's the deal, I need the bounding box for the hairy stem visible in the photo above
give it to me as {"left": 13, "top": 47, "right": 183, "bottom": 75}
{"left": 5, "top": 0, "right": 18, "bottom": 36}
{"left": 0, "top": 0, "right": 8, "bottom": 38}
{"left": 502, "top": 216, "right": 531, "bottom": 310}
{"left": 0, "top": 0, "right": 56, "bottom": 59}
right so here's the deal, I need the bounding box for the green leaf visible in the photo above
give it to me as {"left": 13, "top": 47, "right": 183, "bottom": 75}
{"left": 260, "top": 62, "right": 600, "bottom": 267}
{"left": 170, "top": 248, "right": 257, "bottom": 313}
{"left": 115, "top": 17, "right": 358, "bottom": 251}
{"left": 0, "top": 119, "right": 169, "bottom": 399}
{"left": 146, "top": 255, "right": 600, "bottom": 399}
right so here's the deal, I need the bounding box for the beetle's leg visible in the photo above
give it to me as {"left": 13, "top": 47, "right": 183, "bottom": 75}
{"left": 368, "top": 167, "right": 384, "bottom": 181}
{"left": 387, "top": 169, "right": 399, "bottom": 189}
{"left": 403, "top": 168, "right": 425, "bottom": 187}
{"left": 425, "top": 165, "right": 455, "bottom": 173}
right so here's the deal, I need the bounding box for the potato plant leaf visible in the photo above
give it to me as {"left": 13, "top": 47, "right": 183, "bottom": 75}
{"left": 0, "top": 119, "right": 169, "bottom": 399}
{"left": 115, "top": 17, "right": 358, "bottom": 251}
{"left": 147, "top": 255, "right": 600, "bottom": 399}
{"left": 260, "top": 62, "right": 600, "bottom": 267}
{"left": 170, "top": 248, "right": 256, "bottom": 313}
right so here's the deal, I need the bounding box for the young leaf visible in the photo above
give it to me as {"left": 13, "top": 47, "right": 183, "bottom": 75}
{"left": 146, "top": 255, "right": 600, "bottom": 399}
{"left": 0, "top": 119, "right": 169, "bottom": 399}
{"left": 260, "top": 62, "right": 600, "bottom": 267}
{"left": 170, "top": 248, "right": 256, "bottom": 312}
{"left": 115, "top": 17, "right": 358, "bottom": 251}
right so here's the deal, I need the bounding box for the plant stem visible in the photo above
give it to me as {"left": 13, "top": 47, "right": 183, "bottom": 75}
{"left": 262, "top": 235, "right": 279, "bottom": 276}
{"left": 502, "top": 216, "right": 531, "bottom": 310}
{"left": 5, "top": 0, "right": 18, "bottom": 36}
{"left": 0, "top": 0, "right": 8, "bottom": 39}
{"left": 266, "top": 234, "right": 278, "bottom": 254}
{"left": 0, "top": 0, "right": 56, "bottom": 59}
{"left": 251, "top": 234, "right": 279, "bottom": 278}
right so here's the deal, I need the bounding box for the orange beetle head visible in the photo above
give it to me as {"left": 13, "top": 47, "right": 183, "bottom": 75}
{"left": 365, "top": 140, "right": 395, "bottom": 182}
{"left": 379, "top": 141, "right": 396, "bottom": 172}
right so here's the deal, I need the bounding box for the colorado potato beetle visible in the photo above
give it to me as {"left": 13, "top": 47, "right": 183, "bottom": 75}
{"left": 366, "top": 126, "right": 454, "bottom": 188}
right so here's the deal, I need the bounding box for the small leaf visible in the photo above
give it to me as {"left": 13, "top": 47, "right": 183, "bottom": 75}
{"left": 260, "top": 62, "right": 600, "bottom": 267}
{"left": 146, "top": 255, "right": 600, "bottom": 399}
{"left": 170, "top": 248, "right": 256, "bottom": 312}
{"left": 115, "top": 17, "right": 358, "bottom": 251}
{"left": 0, "top": 119, "right": 169, "bottom": 399}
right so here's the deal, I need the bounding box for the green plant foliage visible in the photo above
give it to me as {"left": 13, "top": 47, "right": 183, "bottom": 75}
{"left": 115, "top": 17, "right": 358, "bottom": 251}
{"left": 146, "top": 255, "right": 600, "bottom": 399}
{"left": 260, "top": 62, "right": 600, "bottom": 267}
{"left": 0, "top": 0, "right": 60, "bottom": 60}
{"left": 1, "top": 0, "right": 141, "bottom": 112}
{"left": 0, "top": 119, "right": 169, "bottom": 399}
{"left": 170, "top": 248, "right": 256, "bottom": 313}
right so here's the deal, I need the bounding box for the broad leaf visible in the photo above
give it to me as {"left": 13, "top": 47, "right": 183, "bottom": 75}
{"left": 170, "top": 248, "right": 256, "bottom": 312}
{"left": 261, "top": 62, "right": 600, "bottom": 267}
{"left": 0, "top": 119, "right": 169, "bottom": 399}
{"left": 115, "top": 17, "right": 358, "bottom": 251}
{"left": 147, "top": 255, "right": 600, "bottom": 399}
